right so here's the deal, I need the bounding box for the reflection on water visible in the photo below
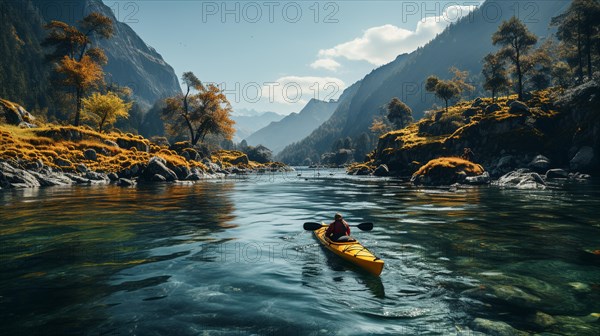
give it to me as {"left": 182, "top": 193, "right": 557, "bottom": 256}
{"left": 0, "top": 172, "right": 599, "bottom": 335}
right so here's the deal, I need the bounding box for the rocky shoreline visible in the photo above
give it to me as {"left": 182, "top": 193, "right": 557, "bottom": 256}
{"left": 0, "top": 155, "right": 293, "bottom": 190}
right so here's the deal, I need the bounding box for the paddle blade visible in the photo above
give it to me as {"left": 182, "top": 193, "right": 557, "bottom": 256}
{"left": 357, "top": 222, "right": 374, "bottom": 231}
{"left": 303, "top": 222, "right": 325, "bottom": 231}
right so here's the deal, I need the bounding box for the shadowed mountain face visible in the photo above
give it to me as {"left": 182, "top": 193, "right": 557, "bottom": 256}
{"left": 245, "top": 99, "right": 339, "bottom": 154}
{"left": 3, "top": 0, "right": 181, "bottom": 110}
{"left": 232, "top": 112, "right": 284, "bottom": 143}
{"left": 277, "top": 0, "right": 570, "bottom": 165}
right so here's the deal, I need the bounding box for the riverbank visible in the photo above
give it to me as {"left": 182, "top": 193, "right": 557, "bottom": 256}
{"left": 0, "top": 122, "right": 291, "bottom": 189}
{"left": 348, "top": 82, "right": 599, "bottom": 186}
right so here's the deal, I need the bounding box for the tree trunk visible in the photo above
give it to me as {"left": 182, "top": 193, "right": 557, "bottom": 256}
{"left": 516, "top": 47, "right": 523, "bottom": 101}
{"left": 586, "top": 28, "right": 593, "bottom": 79}
{"left": 99, "top": 113, "right": 107, "bottom": 133}
{"left": 74, "top": 87, "right": 82, "bottom": 126}
{"left": 577, "top": 18, "right": 584, "bottom": 81}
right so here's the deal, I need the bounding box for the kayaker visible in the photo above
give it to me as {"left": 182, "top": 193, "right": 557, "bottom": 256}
{"left": 326, "top": 213, "right": 354, "bottom": 242}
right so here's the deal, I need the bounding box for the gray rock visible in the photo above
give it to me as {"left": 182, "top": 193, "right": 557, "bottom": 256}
{"left": 84, "top": 148, "right": 97, "bottom": 161}
{"left": 151, "top": 174, "right": 167, "bottom": 182}
{"left": 54, "top": 157, "right": 72, "bottom": 168}
{"left": 76, "top": 163, "right": 88, "bottom": 173}
{"left": 528, "top": 155, "right": 551, "bottom": 173}
{"left": 472, "top": 97, "right": 484, "bottom": 107}
{"left": 1, "top": 99, "right": 36, "bottom": 125}
{"left": 143, "top": 156, "right": 177, "bottom": 181}
{"left": 545, "top": 169, "right": 569, "bottom": 179}
{"left": 486, "top": 103, "right": 502, "bottom": 114}
{"left": 493, "top": 169, "right": 547, "bottom": 189}
{"left": 355, "top": 166, "right": 373, "bottom": 176}
{"left": 85, "top": 171, "right": 109, "bottom": 182}
{"left": 0, "top": 162, "right": 41, "bottom": 188}
{"left": 463, "top": 107, "right": 480, "bottom": 118}
{"left": 533, "top": 312, "right": 556, "bottom": 328}
{"left": 117, "top": 178, "right": 135, "bottom": 187}
{"left": 28, "top": 170, "right": 73, "bottom": 187}
{"left": 465, "top": 172, "right": 491, "bottom": 185}
{"left": 373, "top": 164, "right": 389, "bottom": 177}
{"left": 509, "top": 100, "right": 530, "bottom": 114}
{"left": 471, "top": 318, "right": 526, "bottom": 336}
{"left": 25, "top": 159, "right": 44, "bottom": 172}
{"left": 186, "top": 173, "right": 202, "bottom": 181}
{"left": 65, "top": 173, "right": 91, "bottom": 184}
{"left": 103, "top": 140, "right": 119, "bottom": 148}
{"left": 107, "top": 172, "right": 119, "bottom": 181}
{"left": 569, "top": 146, "right": 595, "bottom": 172}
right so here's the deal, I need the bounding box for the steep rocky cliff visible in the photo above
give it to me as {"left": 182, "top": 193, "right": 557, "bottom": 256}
{"left": 33, "top": 0, "right": 181, "bottom": 109}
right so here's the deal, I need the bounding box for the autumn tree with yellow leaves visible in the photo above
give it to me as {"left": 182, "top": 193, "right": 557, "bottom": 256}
{"left": 43, "top": 13, "right": 114, "bottom": 126}
{"left": 162, "top": 72, "right": 235, "bottom": 146}
{"left": 82, "top": 91, "right": 132, "bottom": 132}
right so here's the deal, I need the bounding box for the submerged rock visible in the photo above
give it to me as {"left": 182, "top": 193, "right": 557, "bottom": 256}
{"left": 471, "top": 318, "right": 527, "bottom": 336}
{"left": 117, "top": 178, "right": 135, "bottom": 187}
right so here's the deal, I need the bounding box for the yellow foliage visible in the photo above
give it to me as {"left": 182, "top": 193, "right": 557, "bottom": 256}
{"left": 82, "top": 92, "right": 132, "bottom": 132}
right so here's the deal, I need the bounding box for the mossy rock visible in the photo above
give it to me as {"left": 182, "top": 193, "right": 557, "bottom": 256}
{"left": 411, "top": 157, "right": 484, "bottom": 186}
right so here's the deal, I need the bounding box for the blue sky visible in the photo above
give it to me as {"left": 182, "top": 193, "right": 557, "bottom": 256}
{"left": 103, "top": 1, "right": 482, "bottom": 115}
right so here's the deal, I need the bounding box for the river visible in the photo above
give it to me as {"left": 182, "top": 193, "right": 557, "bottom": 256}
{"left": 1, "top": 168, "right": 599, "bottom": 335}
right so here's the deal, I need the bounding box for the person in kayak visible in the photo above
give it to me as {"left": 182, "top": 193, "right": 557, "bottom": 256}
{"left": 326, "top": 213, "right": 355, "bottom": 242}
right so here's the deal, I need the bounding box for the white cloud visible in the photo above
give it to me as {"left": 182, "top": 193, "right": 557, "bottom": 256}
{"left": 310, "top": 58, "right": 342, "bottom": 71}
{"left": 318, "top": 5, "right": 478, "bottom": 66}
{"left": 261, "top": 76, "right": 345, "bottom": 105}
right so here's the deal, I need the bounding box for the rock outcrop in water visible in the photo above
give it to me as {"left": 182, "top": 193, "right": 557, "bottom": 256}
{"left": 353, "top": 82, "right": 600, "bottom": 185}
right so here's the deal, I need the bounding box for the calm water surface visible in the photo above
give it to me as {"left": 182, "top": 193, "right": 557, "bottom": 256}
{"left": 1, "top": 169, "right": 599, "bottom": 335}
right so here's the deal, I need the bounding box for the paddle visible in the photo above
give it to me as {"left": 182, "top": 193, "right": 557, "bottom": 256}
{"left": 303, "top": 222, "right": 373, "bottom": 231}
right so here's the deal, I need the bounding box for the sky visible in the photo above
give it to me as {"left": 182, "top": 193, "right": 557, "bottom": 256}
{"left": 102, "top": 0, "right": 483, "bottom": 115}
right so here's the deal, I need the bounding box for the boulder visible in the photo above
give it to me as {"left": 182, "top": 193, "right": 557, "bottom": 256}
{"left": 186, "top": 173, "right": 202, "bottom": 181}
{"left": 493, "top": 169, "right": 547, "bottom": 189}
{"left": 142, "top": 156, "right": 177, "bottom": 181}
{"left": 485, "top": 103, "right": 501, "bottom": 114}
{"left": 84, "top": 148, "right": 97, "bottom": 161}
{"left": 0, "top": 98, "right": 35, "bottom": 125}
{"left": 373, "top": 164, "right": 389, "bottom": 177}
{"left": 509, "top": 100, "right": 530, "bottom": 114}
{"left": 107, "top": 172, "right": 119, "bottom": 181}
{"left": 25, "top": 159, "right": 44, "bottom": 172}
{"left": 86, "top": 171, "right": 109, "bottom": 182}
{"left": 533, "top": 311, "right": 557, "bottom": 328}
{"left": 411, "top": 157, "right": 485, "bottom": 186}
{"left": 464, "top": 172, "right": 491, "bottom": 185}
{"left": 545, "top": 168, "right": 569, "bottom": 179}
{"left": 117, "top": 178, "right": 135, "bottom": 187}
{"left": 54, "top": 157, "right": 72, "bottom": 168}
{"left": 570, "top": 146, "right": 595, "bottom": 173}
{"left": 471, "top": 97, "right": 484, "bottom": 107}
{"left": 76, "top": 163, "right": 88, "bottom": 173}
{"left": 65, "top": 173, "right": 91, "bottom": 184}
{"left": 471, "top": 318, "right": 526, "bottom": 336}
{"left": 0, "top": 162, "right": 41, "bottom": 188}
{"left": 103, "top": 139, "right": 119, "bottom": 148}
{"left": 528, "top": 155, "right": 551, "bottom": 173}
{"left": 463, "top": 107, "right": 480, "bottom": 118}
{"left": 151, "top": 174, "right": 167, "bottom": 182}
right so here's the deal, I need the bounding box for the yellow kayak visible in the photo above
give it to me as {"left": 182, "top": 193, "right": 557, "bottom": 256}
{"left": 314, "top": 224, "right": 384, "bottom": 276}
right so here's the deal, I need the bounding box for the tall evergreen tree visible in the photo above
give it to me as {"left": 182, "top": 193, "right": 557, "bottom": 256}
{"left": 492, "top": 17, "right": 538, "bottom": 100}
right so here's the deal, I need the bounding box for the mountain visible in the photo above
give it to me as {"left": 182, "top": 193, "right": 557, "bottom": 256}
{"left": 232, "top": 112, "right": 284, "bottom": 142}
{"left": 277, "top": 0, "right": 570, "bottom": 165}
{"left": 34, "top": 0, "right": 182, "bottom": 109}
{"left": 245, "top": 99, "right": 339, "bottom": 154}
{"left": 0, "top": 0, "right": 180, "bottom": 116}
